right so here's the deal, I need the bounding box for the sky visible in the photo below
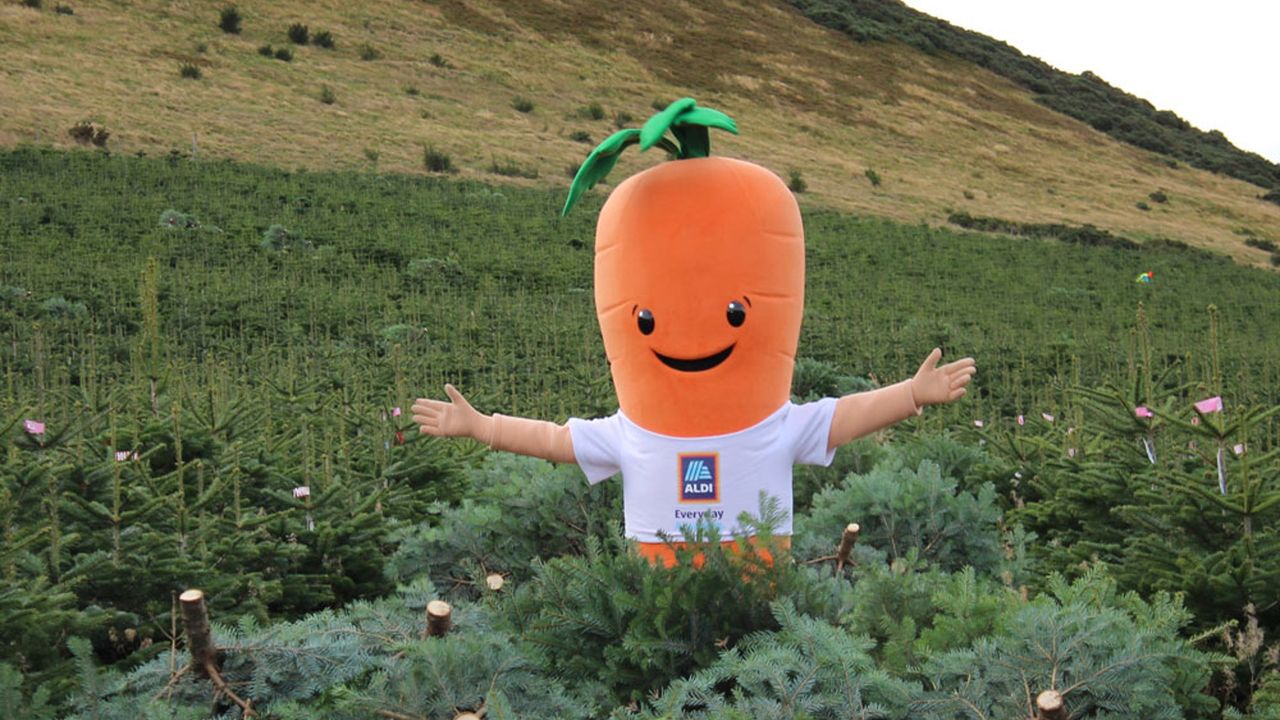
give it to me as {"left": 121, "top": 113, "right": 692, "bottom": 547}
{"left": 903, "top": 1, "right": 1280, "bottom": 164}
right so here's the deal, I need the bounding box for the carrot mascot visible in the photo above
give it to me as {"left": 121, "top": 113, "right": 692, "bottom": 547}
{"left": 413, "top": 99, "right": 975, "bottom": 567}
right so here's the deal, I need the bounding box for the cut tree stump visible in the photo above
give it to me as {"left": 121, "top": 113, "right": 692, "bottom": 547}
{"left": 485, "top": 573, "right": 505, "bottom": 592}
{"left": 836, "top": 523, "right": 860, "bottom": 571}
{"left": 1036, "top": 690, "right": 1067, "bottom": 720}
{"left": 179, "top": 589, "right": 217, "bottom": 676}
{"left": 180, "top": 588, "right": 255, "bottom": 717}
{"left": 426, "top": 600, "right": 452, "bottom": 638}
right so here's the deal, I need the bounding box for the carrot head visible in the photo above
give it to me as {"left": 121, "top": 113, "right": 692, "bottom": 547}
{"left": 569, "top": 100, "right": 805, "bottom": 436}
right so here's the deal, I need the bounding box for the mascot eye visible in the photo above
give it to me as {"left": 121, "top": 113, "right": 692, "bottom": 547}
{"left": 726, "top": 301, "right": 746, "bottom": 328}
{"left": 637, "top": 309, "right": 655, "bottom": 335}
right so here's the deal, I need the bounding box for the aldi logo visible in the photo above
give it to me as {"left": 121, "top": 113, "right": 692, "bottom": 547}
{"left": 679, "top": 453, "right": 719, "bottom": 503}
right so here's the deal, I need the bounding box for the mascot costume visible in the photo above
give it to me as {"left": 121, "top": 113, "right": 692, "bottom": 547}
{"left": 413, "top": 98, "right": 975, "bottom": 567}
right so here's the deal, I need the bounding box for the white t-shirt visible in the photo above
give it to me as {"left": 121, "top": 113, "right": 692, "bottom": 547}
{"left": 567, "top": 399, "right": 838, "bottom": 542}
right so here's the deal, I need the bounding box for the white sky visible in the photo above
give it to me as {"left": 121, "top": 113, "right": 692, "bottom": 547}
{"left": 903, "top": 1, "right": 1280, "bottom": 164}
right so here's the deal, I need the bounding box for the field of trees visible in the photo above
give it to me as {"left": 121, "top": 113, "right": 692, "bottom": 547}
{"left": 3, "top": 147, "right": 1280, "bottom": 717}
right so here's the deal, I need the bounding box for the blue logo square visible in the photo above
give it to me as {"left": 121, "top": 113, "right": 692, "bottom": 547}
{"left": 679, "top": 453, "right": 719, "bottom": 503}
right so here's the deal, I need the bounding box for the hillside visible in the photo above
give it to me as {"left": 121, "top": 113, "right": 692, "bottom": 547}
{"left": 1, "top": 0, "right": 1278, "bottom": 266}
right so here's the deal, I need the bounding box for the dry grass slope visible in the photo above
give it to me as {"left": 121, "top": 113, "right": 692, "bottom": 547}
{"left": 1, "top": 0, "right": 1277, "bottom": 266}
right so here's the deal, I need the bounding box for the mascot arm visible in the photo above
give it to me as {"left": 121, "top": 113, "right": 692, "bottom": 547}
{"left": 412, "top": 384, "right": 576, "bottom": 463}
{"left": 827, "top": 348, "right": 976, "bottom": 451}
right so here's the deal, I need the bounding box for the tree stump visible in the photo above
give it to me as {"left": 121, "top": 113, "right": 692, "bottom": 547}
{"left": 1036, "top": 690, "right": 1067, "bottom": 720}
{"left": 485, "top": 573, "right": 505, "bottom": 592}
{"left": 179, "top": 589, "right": 217, "bottom": 676}
{"left": 836, "top": 523, "right": 860, "bottom": 571}
{"left": 426, "top": 600, "right": 452, "bottom": 638}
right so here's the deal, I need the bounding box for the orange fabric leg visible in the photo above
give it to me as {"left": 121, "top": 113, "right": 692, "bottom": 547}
{"left": 635, "top": 536, "right": 791, "bottom": 568}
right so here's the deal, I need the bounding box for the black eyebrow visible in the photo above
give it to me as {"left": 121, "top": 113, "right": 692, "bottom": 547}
{"left": 631, "top": 304, "right": 638, "bottom": 316}
{"left": 743, "top": 296, "right": 752, "bottom": 308}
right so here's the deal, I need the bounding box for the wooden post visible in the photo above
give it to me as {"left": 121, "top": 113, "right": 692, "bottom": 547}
{"left": 426, "top": 600, "right": 452, "bottom": 638}
{"left": 179, "top": 589, "right": 217, "bottom": 676}
{"left": 836, "top": 523, "right": 860, "bottom": 571}
{"left": 1035, "top": 690, "right": 1067, "bottom": 720}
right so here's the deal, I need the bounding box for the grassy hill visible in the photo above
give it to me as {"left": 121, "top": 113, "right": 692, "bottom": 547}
{"left": 1, "top": 0, "right": 1278, "bottom": 268}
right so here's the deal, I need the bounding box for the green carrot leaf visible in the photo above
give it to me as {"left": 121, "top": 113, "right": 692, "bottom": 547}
{"left": 563, "top": 98, "right": 738, "bottom": 214}
{"left": 639, "top": 97, "right": 697, "bottom": 152}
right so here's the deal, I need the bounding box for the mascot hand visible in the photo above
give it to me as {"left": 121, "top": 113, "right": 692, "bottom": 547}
{"left": 413, "top": 384, "right": 490, "bottom": 440}
{"left": 911, "top": 348, "right": 976, "bottom": 407}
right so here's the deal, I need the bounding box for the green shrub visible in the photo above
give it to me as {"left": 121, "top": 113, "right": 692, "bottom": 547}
{"left": 178, "top": 62, "right": 201, "bottom": 80}
{"left": 274, "top": 46, "right": 292, "bottom": 62}
{"left": 788, "top": 168, "right": 807, "bottom": 193}
{"left": 423, "top": 145, "right": 454, "bottom": 173}
{"left": 793, "top": 453, "right": 1013, "bottom": 576}
{"left": 404, "top": 254, "right": 465, "bottom": 285}
{"left": 429, "top": 52, "right": 450, "bottom": 68}
{"left": 403, "top": 85, "right": 419, "bottom": 96}
{"left": 0, "top": 285, "right": 31, "bottom": 308}
{"left": 40, "top": 295, "right": 88, "bottom": 319}
{"left": 947, "top": 211, "right": 1141, "bottom": 250}
{"left": 218, "top": 5, "right": 241, "bottom": 34}
{"left": 500, "top": 500, "right": 828, "bottom": 704}
{"left": 377, "top": 323, "right": 428, "bottom": 350}
{"left": 865, "top": 168, "right": 882, "bottom": 187}
{"left": 386, "top": 455, "right": 620, "bottom": 594}
{"left": 511, "top": 96, "right": 534, "bottom": 113}
{"left": 362, "top": 147, "right": 379, "bottom": 163}
{"left": 1149, "top": 189, "right": 1168, "bottom": 203}
{"left": 21, "top": 0, "right": 41, "bottom": 8}
{"left": 260, "top": 223, "right": 308, "bottom": 251}
{"left": 67, "top": 121, "right": 109, "bottom": 147}
{"left": 54, "top": 3, "right": 72, "bottom": 14}
{"left": 613, "top": 111, "right": 633, "bottom": 128}
{"left": 158, "top": 209, "right": 199, "bottom": 229}
{"left": 488, "top": 158, "right": 538, "bottom": 179}
{"left": 257, "top": 44, "right": 273, "bottom": 57}
{"left": 286, "top": 22, "right": 308, "bottom": 44}
{"left": 568, "top": 130, "right": 591, "bottom": 144}
{"left": 1245, "top": 237, "right": 1279, "bottom": 253}
{"left": 312, "top": 30, "right": 333, "bottom": 48}
{"left": 318, "top": 85, "right": 335, "bottom": 104}
{"left": 1136, "top": 200, "right": 1151, "bottom": 211}
{"left": 629, "top": 601, "right": 917, "bottom": 718}
{"left": 918, "top": 571, "right": 1219, "bottom": 719}
{"left": 1262, "top": 189, "right": 1280, "bottom": 207}
{"left": 358, "top": 43, "right": 381, "bottom": 61}
{"left": 583, "top": 102, "right": 605, "bottom": 120}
